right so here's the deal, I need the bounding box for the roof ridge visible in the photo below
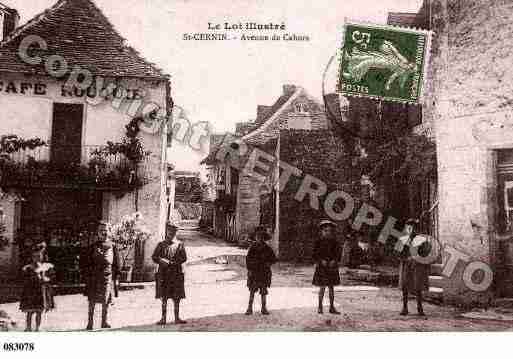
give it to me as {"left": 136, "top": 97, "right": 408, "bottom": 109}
{"left": 0, "top": 0, "right": 67, "bottom": 48}
{"left": 79, "top": 0, "right": 168, "bottom": 77}
{"left": 125, "top": 44, "right": 168, "bottom": 78}
{"left": 0, "top": 0, "right": 168, "bottom": 78}
{"left": 243, "top": 86, "right": 303, "bottom": 142}
{"left": 255, "top": 85, "right": 303, "bottom": 125}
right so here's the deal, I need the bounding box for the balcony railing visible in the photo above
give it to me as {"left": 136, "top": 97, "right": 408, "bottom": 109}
{"left": 0, "top": 145, "right": 149, "bottom": 190}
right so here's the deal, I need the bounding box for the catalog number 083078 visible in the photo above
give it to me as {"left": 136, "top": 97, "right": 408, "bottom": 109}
{"left": 3, "top": 342, "right": 35, "bottom": 352}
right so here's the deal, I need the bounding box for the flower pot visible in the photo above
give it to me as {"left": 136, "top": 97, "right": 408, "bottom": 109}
{"left": 120, "top": 266, "right": 133, "bottom": 283}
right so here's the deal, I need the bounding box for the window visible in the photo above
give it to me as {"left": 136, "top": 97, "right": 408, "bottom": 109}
{"left": 295, "top": 103, "right": 308, "bottom": 113}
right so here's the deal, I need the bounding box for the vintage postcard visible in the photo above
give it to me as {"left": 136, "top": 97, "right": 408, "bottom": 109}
{"left": 0, "top": 0, "right": 513, "bottom": 357}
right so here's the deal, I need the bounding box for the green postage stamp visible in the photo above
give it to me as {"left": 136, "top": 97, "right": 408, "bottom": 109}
{"left": 337, "top": 21, "right": 432, "bottom": 104}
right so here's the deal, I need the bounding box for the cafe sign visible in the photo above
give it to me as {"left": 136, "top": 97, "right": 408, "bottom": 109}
{"left": 0, "top": 80, "right": 144, "bottom": 100}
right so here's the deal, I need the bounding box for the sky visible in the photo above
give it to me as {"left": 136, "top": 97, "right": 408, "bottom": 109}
{"left": 4, "top": 0, "right": 422, "bottom": 174}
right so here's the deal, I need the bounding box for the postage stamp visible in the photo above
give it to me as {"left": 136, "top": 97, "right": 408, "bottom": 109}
{"left": 337, "top": 21, "right": 433, "bottom": 104}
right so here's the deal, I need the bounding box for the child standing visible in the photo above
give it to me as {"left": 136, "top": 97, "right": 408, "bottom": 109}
{"left": 19, "top": 246, "right": 55, "bottom": 332}
{"left": 312, "top": 220, "right": 342, "bottom": 314}
{"left": 152, "top": 223, "right": 188, "bottom": 325}
{"left": 245, "top": 227, "right": 277, "bottom": 315}
{"left": 398, "top": 218, "right": 430, "bottom": 317}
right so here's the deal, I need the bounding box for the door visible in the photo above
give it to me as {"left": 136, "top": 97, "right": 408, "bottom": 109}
{"left": 18, "top": 189, "right": 103, "bottom": 283}
{"left": 50, "top": 103, "right": 84, "bottom": 165}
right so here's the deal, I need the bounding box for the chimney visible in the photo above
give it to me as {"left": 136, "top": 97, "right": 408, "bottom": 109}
{"left": 0, "top": 3, "right": 19, "bottom": 41}
{"left": 256, "top": 105, "right": 271, "bottom": 122}
{"left": 283, "top": 84, "right": 297, "bottom": 96}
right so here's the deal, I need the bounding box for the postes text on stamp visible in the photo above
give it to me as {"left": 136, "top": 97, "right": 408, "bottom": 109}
{"left": 337, "top": 21, "right": 432, "bottom": 104}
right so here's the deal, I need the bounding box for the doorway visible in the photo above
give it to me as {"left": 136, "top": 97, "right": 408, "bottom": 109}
{"left": 50, "top": 103, "right": 84, "bottom": 165}
{"left": 18, "top": 189, "right": 103, "bottom": 283}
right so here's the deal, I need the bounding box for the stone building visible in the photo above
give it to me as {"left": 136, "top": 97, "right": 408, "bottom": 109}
{"left": 381, "top": 0, "right": 513, "bottom": 306}
{"left": 200, "top": 133, "right": 231, "bottom": 237}
{"left": 420, "top": 0, "right": 513, "bottom": 306}
{"left": 203, "top": 85, "right": 355, "bottom": 259}
{"left": 0, "top": 0, "right": 171, "bottom": 283}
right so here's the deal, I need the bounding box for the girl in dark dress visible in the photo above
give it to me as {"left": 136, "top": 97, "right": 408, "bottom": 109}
{"left": 152, "top": 223, "right": 188, "bottom": 325}
{"left": 19, "top": 246, "right": 55, "bottom": 332}
{"left": 398, "top": 218, "right": 431, "bottom": 317}
{"left": 245, "top": 227, "right": 277, "bottom": 315}
{"left": 312, "top": 220, "right": 342, "bottom": 314}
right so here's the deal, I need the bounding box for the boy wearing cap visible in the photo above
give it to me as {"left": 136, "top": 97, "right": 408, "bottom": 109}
{"left": 312, "top": 220, "right": 342, "bottom": 314}
{"left": 245, "top": 226, "right": 277, "bottom": 315}
{"left": 83, "top": 221, "right": 120, "bottom": 330}
{"left": 152, "top": 223, "right": 187, "bottom": 325}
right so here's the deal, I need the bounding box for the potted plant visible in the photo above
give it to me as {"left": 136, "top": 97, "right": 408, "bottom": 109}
{"left": 110, "top": 212, "right": 151, "bottom": 283}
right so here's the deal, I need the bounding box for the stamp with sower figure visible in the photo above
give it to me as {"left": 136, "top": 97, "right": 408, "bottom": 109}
{"left": 337, "top": 21, "right": 432, "bottom": 104}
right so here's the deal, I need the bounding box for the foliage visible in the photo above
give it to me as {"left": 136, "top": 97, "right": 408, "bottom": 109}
{"left": 92, "top": 117, "right": 150, "bottom": 165}
{"left": 339, "top": 100, "right": 437, "bottom": 186}
{"left": 0, "top": 118, "right": 150, "bottom": 191}
{"left": 1, "top": 135, "right": 47, "bottom": 250}
{"left": 0, "top": 135, "right": 46, "bottom": 156}
{"left": 357, "top": 132, "right": 437, "bottom": 185}
{"left": 0, "top": 158, "right": 144, "bottom": 189}
{"left": 109, "top": 212, "right": 151, "bottom": 269}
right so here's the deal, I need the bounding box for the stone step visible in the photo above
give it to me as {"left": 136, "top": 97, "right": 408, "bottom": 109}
{"left": 345, "top": 269, "right": 381, "bottom": 283}
{"left": 492, "top": 298, "right": 513, "bottom": 309}
{"left": 429, "top": 275, "right": 444, "bottom": 288}
{"left": 431, "top": 263, "right": 444, "bottom": 276}
{"left": 425, "top": 287, "right": 444, "bottom": 304}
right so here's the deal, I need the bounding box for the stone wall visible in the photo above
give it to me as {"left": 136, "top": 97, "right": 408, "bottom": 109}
{"left": 278, "top": 129, "right": 352, "bottom": 261}
{"left": 236, "top": 173, "right": 262, "bottom": 240}
{"left": 235, "top": 87, "right": 330, "bottom": 243}
{"left": 429, "top": 0, "right": 513, "bottom": 305}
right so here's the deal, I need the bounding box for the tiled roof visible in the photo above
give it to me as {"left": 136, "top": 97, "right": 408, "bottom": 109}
{"left": 387, "top": 0, "right": 430, "bottom": 30}
{"left": 253, "top": 90, "right": 296, "bottom": 127}
{"left": 387, "top": 12, "right": 420, "bottom": 27}
{"left": 243, "top": 85, "right": 302, "bottom": 145}
{"left": 256, "top": 105, "right": 272, "bottom": 123}
{"left": 0, "top": 0, "right": 167, "bottom": 79}
{"left": 0, "top": 2, "right": 18, "bottom": 15}
{"left": 201, "top": 133, "right": 233, "bottom": 166}
{"left": 235, "top": 122, "right": 256, "bottom": 136}
{"left": 200, "top": 145, "right": 221, "bottom": 166}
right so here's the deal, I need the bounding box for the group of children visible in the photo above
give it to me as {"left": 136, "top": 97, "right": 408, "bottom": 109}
{"left": 17, "top": 218, "right": 428, "bottom": 331}
{"left": 244, "top": 218, "right": 429, "bottom": 317}
{"left": 244, "top": 219, "right": 342, "bottom": 316}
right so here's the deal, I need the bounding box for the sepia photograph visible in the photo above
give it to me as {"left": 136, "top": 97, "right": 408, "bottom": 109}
{"left": 0, "top": 0, "right": 512, "bottom": 356}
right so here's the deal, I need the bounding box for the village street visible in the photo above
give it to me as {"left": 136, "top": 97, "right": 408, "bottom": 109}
{"left": 1, "top": 228, "right": 512, "bottom": 332}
